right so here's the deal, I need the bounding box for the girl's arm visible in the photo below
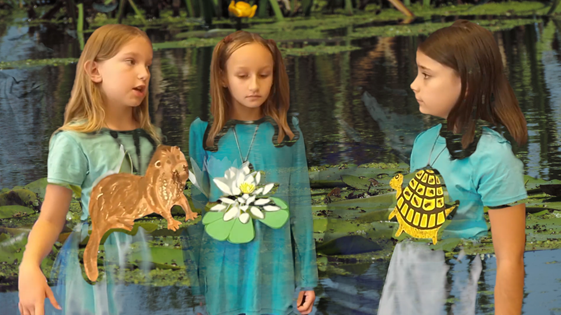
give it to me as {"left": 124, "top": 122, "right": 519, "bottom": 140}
{"left": 473, "top": 139, "right": 528, "bottom": 315}
{"left": 20, "top": 185, "right": 72, "bottom": 267}
{"left": 183, "top": 120, "right": 209, "bottom": 298}
{"left": 288, "top": 117, "right": 319, "bottom": 290}
{"left": 488, "top": 203, "right": 526, "bottom": 315}
{"left": 18, "top": 184, "right": 71, "bottom": 314}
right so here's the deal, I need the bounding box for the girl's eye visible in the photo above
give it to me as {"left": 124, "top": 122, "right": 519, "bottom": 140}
{"left": 237, "top": 74, "right": 248, "bottom": 78}
{"left": 260, "top": 73, "right": 271, "bottom": 77}
{"left": 126, "top": 59, "right": 135, "bottom": 65}
{"left": 423, "top": 73, "right": 430, "bottom": 79}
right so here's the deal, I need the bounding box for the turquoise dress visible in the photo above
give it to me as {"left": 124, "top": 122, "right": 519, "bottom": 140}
{"left": 378, "top": 123, "right": 528, "bottom": 315}
{"left": 46, "top": 127, "right": 158, "bottom": 315}
{"left": 183, "top": 116, "right": 318, "bottom": 315}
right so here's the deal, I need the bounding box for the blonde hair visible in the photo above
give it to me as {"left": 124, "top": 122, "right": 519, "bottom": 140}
{"left": 55, "top": 24, "right": 160, "bottom": 142}
{"left": 206, "top": 30, "right": 294, "bottom": 148}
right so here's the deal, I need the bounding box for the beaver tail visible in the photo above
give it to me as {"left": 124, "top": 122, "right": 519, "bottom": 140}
{"left": 84, "top": 228, "right": 102, "bottom": 282}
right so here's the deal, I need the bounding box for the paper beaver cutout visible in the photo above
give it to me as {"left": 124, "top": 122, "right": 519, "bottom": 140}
{"left": 83, "top": 145, "right": 198, "bottom": 282}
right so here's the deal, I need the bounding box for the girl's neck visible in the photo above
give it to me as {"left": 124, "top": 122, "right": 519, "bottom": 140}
{"left": 229, "top": 103, "right": 264, "bottom": 121}
{"left": 104, "top": 107, "right": 139, "bottom": 131}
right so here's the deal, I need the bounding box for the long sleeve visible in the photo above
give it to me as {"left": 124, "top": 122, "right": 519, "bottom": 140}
{"left": 182, "top": 118, "right": 209, "bottom": 297}
{"left": 288, "top": 117, "right": 319, "bottom": 290}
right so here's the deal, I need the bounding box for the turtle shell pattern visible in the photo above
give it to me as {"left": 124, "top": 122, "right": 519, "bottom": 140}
{"left": 396, "top": 168, "right": 449, "bottom": 230}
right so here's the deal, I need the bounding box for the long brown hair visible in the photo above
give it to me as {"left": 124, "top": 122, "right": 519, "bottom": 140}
{"left": 206, "top": 30, "right": 294, "bottom": 148}
{"left": 55, "top": 24, "right": 159, "bottom": 142}
{"left": 419, "top": 19, "right": 527, "bottom": 148}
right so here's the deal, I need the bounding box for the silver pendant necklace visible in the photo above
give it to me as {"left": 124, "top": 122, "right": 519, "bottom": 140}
{"left": 233, "top": 124, "right": 259, "bottom": 171}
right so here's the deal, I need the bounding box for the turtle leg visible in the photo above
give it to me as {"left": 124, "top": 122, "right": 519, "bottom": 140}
{"left": 388, "top": 208, "right": 397, "bottom": 220}
{"left": 394, "top": 224, "right": 404, "bottom": 237}
{"left": 431, "top": 230, "right": 439, "bottom": 245}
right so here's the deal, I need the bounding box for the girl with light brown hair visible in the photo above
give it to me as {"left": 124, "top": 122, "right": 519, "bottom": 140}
{"left": 184, "top": 31, "right": 318, "bottom": 314}
{"left": 18, "top": 24, "right": 160, "bottom": 315}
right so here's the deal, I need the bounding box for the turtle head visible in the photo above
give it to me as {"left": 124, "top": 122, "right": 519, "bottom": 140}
{"left": 390, "top": 173, "right": 404, "bottom": 191}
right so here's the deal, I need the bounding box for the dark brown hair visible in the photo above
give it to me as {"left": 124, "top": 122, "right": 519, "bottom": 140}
{"left": 206, "top": 30, "right": 293, "bottom": 148}
{"left": 419, "top": 19, "right": 527, "bottom": 148}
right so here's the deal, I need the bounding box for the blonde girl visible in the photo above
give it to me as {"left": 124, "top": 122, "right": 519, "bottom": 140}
{"left": 18, "top": 24, "right": 160, "bottom": 315}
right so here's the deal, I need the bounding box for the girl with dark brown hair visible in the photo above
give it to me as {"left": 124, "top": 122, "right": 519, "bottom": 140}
{"left": 379, "top": 20, "right": 527, "bottom": 315}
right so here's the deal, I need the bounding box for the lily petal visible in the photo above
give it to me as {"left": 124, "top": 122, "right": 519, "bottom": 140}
{"left": 188, "top": 170, "right": 197, "bottom": 186}
{"left": 224, "top": 205, "right": 239, "bottom": 221}
{"left": 254, "top": 198, "right": 270, "bottom": 206}
{"left": 237, "top": 197, "right": 245, "bottom": 204}
{"left": 214, "top": 178, "right": 232, "bottom": 195}
{"left": 250, "top": 206, "right": 264, "bottom": 219}
{"left": 210, "top": 203, "right": 227, "bottom": 211}
{"left": 262, "top": 183, "right": 275, "bottom": 195}
{"left": 243, "top": 194, "right": 250, "bottom": 200}
{"left": 240, "top": 205, "right": 249, "bottom": 211}
{"left": 243, "top": 162, "right": 251, "bottom": 175}
{"left": 236, "top": 171, "right": 245, "bottom": 187}
{"left": 220, "top": 198, "right": 235, "bottom": 204}
{"left": 239, "top": 212, "right": 250, "bottom": 224}
{"left": 263, "top": 205, "right": 281, "bottom": 212}
{"left": 247, "top": 195, "right": 256, "bottom": 205}
{"left": 255, "top": 172, "right": 261, "bottom": 185}
{"left": 253, "top": 188, "right": 263, "bottom": 195}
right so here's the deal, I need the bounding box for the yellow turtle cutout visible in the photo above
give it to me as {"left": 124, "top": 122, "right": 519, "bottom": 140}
{"left": 389, "top": 168, "right": 459, "bottom": 244}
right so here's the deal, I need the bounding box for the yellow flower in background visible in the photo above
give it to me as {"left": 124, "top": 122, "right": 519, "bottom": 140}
{"left": 229, "top": 1, "right": 257, "bottom": 18}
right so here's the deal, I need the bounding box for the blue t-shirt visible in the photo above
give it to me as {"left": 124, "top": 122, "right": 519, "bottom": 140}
{"left": 410, "top": 124, "right": 528, "bottom": 240}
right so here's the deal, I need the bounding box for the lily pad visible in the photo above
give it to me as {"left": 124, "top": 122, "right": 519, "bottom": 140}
{"left": 259, "top": 209, "right": 290, "bottom": 229}
{"left": 228, "top": 218, "right": 255, "bottom": 244}
{"left": 0, "top": 205, "right": 35, "bottom": 219}
{"left": 341, "top": 175, "right": 372, "bottom": 190}
{"left": 316, "top": 235, "right": 382, "bottom": 255}
{"left": 204, "top": 217, "right": 236, "bottom": 242}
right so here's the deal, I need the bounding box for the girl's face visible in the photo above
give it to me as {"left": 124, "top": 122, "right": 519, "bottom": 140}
{"left": 410, "top": 50, "right": 462, "bottom": 119}
{"left": 93, "top": 36, "right": 153, "bottom": 110}
{"left": 223, "top": 42, "right": 274, "bottom": 113}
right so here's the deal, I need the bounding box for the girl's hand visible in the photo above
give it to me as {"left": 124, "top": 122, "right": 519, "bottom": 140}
{"left": 296, "top": 290, "right": 315, "bottom": 314}
{"left": 18, "top": 262, "right": 61, "bottom": 315}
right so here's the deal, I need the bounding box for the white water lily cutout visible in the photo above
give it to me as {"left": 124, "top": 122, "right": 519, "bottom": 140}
{"left": 203, "top": 162, "right": 290, "bottom": 244}
{"left": 188, "top": 156, "right": 210, "bottom": 198}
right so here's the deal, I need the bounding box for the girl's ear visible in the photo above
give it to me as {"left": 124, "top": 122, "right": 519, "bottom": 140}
{"left": 84, "top": 60, "right": 102, "bottom": 83}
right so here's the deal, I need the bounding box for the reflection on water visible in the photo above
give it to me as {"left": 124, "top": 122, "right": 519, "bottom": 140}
{"left": 0, "top": 249, "right": 559, "bottom": 314}
{"left": 1, "top": 19, "right": 561, "bottom": 189}
{"left": 1, "top": 17, "right": 561, "bottom": 315}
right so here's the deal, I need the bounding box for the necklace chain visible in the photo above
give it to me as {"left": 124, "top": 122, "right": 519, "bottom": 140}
{"left": 233, "top": 125, "right": 259, "bottom": 164}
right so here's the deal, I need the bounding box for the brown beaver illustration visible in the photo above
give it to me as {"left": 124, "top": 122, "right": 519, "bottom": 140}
{"left": 83, "top": 145, "right": 198, "bottom": 282}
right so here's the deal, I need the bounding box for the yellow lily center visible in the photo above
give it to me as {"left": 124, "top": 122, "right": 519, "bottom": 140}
{"left": 240, "top": 182, "right": 256, "bottom": 194}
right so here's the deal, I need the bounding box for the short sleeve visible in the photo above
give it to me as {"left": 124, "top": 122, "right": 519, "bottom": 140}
{"left": 47, "top": 131, "right": 88, "bottom": 187}
{"left": 472, "top": 138, "right": 528, "bottom": 207}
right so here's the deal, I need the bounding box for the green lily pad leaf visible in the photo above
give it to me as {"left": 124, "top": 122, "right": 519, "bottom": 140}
{"left": 23, "top": 178, "right": 49, "bottom": 199}
{"left": 0, "top": 233, "right": 9, "bottom": 242}
{"left": 269, "top": 197, "right": 288, "bottom": 209}
{"left": 202, "top": 211, "right": 225, "bottom": 225}
{"left": 341, "top": 175, "right": 371, "bottom": 190}
{"left": 429, "top": 237, "right": 462, "bottom": 252}
{"left": 0, "top": 205, "right": 35, "bottom": 219}
{"left": 205, "top": 217, "right": 236, "bottom": 241}
{"left": 259, "top": 209, "right": 289, "bottom": 229}
{"left": 316, "top": 235, "right": 382, "bottom": 255}
{"left": 227, "top": 218, "right": 255, "bottom": 244}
